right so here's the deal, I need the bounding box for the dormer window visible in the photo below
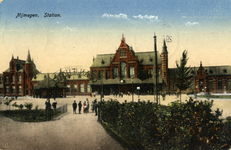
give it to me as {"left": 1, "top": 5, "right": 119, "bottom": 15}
{"left": 223, "top": 69, "right": 227, "bottom": 73}
{"left": 209, "top": 69, "right": 213, "bottom": 74}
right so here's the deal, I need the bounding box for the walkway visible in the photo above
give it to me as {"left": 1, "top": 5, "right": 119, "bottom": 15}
{"left": 0, "top": 96, "right": 124, "bottom": 150}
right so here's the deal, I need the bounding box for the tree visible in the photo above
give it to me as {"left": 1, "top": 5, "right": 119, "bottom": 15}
{"left": 175, "top": 50, "right": 192, "bottom": 102}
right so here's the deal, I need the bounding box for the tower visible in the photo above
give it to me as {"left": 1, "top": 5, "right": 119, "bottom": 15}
{"left": 24, "top": 50, "right": 33, "bottom": 95}
{"left": 161, "top": 39, "right": 169, "bottom": 92}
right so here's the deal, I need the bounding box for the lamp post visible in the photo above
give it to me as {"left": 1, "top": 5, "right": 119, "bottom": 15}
{"left": 131, "top": 76, "right": 134, "bottom": 102}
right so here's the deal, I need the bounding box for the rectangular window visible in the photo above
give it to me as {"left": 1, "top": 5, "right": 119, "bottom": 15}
{"left": 5, "top": 76, "right": 8, "bottom": 83}
{"left": 218, "top": 79, "right": 222, "bottom": 90}
{"left": 12, "top": 86, "right": 15, "bottom": 94}
{"left": 6, "top": 86, "right": 9, "bottom": 93}
{"left": 129, "top": 66, "right": 134, "bottom": 78}
{"left": 18, "top": 85, "right": 22, "bottom": 93}
{"left": 106, "top": 71, "right": 109, "bottom": 79}
{"left": 66, "top": 84, "right": 70, "bottom": 92}
{"left": 80, "top": 83, "right": 84, "bottom": 93}
{"left": 18, "top": 75, "right": 22, "bottom": 83}
{"left": 113, "top": 67, "right": 118, "bottom": 79}
{"left": 227, "top": 79, "right": 231, "bottom": 90}
{"left": 209, "top": 80, "right": 213, "bottom": 91}
{"left": 73, "top": 84, "right": 77, "bottom": 92}
{"left": 87, "top": 83, "right": 91, "bottom": 93}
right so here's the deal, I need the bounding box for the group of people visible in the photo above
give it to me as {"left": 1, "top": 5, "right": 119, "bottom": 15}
{"left": 72, "top": 98, "right": 98, "bottom": 115}
{"left": 45, "top": 99, "right": 57, "bottom": 110}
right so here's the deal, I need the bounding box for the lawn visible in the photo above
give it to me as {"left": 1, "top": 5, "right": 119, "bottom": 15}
{"left": 197, "top": 94, "right": 231, "bottom": 99}
{"left": 0, "top": 109, "right": 65, "bottom": 122}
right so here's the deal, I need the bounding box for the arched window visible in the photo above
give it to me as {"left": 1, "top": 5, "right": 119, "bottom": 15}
{"left": 12, "top": 75, "right": 15, "bottom": 83}
{"left": 73, "top": 84, "right": 77, "bottom": 92}
{"left": 113, "top": 67, "right": 118, "bottom": 79}
{"left": 92, "top": 71, "right": 97, "bottom": 81}
{"left": 99, "top": 70, "right": 104, "bottom": 79}
{"left": 80, "top": 83, "right": 84, "bottom": 93}
{"left": 87, "top": 83, "right": 91, "bottom": 93}
{"left": 66, "top": 84, "right": 70, "bottom": 92}
{"left": 129, "top": 66, "right": 134, "bottom": 78}
{"left": 120, "top": 62, "right": 127, "bottom": 78}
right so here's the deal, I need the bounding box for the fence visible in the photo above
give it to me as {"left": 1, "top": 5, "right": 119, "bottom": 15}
{"left": 56, "top": 104, "right": 68, "bottom": 112}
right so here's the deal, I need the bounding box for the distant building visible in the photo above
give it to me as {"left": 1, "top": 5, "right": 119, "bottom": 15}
{"left": 2, "top": 35, "right": 231, "bottom": 97}
{"left": 89, "top": 35, "right": 231, "bottom": 95}
{"left": 3, "top": 51, "right": 39, "bottom": 96}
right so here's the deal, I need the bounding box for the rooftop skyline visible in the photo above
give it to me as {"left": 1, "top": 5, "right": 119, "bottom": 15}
{"left": 0, "top": 0, "right": 230, "bottom": 73}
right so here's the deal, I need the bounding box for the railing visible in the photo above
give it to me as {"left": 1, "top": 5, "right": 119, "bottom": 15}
{"left": 56, "top": 104, "right": 68, "bottom": 112}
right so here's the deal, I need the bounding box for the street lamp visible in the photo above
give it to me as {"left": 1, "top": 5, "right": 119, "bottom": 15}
{"left": 131, "top": 76, "right": 134, "bottom": 102}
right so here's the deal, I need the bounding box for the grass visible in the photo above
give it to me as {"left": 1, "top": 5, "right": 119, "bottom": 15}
{"left": 197, "top": 95, "right": 231, "bottom": 99}
{"left": 0, "top": 109, "right": 65, "bottom": 122}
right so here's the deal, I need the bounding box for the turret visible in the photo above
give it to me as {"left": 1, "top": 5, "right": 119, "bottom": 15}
{"left": 161, "top": 39, "right": 169, "bottom": 92}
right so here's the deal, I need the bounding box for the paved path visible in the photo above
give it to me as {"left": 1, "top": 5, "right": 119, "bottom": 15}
{"left": 0, "top": 96, "right": 124, "bottom": 150}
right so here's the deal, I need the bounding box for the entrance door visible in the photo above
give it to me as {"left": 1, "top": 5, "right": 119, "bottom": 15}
{"left": 199, "top": 79, "right": 204, "bottom": 92}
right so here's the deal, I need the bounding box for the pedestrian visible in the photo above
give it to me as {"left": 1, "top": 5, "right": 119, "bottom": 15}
{"left": 45, "top": 99, "right": 51, "bottom": 110}
{"left": 72, "top": 100, "right": 77, "bottom": 114}
{"left": 78, "top": 101, "right": 82, "bottom": 114}
{"left": 52, "top": 100, "right": 57, "bottom": 111}
{"left": 15, "top": 95, "right": 18, "bottom": 100}
{"left": 83, "top": 101, "right": 86, "bottom": 113}
{"left": 91, "top": 101, "right": 94, "bottom": 113}
{"left": 94, "top": 100, "right": 98, "bottom": 116}
{"left": 86, "top": 98, "right": 89, "bottom": 113}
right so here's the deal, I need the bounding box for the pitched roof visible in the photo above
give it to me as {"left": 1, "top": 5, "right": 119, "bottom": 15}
{"left": 32, "top": 72, "right": 90, "bottom": 82}
{"left": 90, "top": 51, "right": 161, "bottom": 68}
{"left": 136, "top": 51, "right": 161, "bottom": 66}
{"left": 33, "top": 77, "right": 66, "bottom": 89}
{"left": 90, "top": 54, "right": 114, "bottom": 68}
{"left": 168, "top": 65, "right": 231, "bottom": 78}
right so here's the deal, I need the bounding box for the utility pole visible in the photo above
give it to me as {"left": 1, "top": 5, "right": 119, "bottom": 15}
{"left": 153, "top": 33, "right": 158, "bottom": 104}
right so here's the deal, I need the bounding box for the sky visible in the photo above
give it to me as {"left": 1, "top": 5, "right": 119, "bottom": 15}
{"left": 0, "top": 0, "right": 230, "bottom": 73}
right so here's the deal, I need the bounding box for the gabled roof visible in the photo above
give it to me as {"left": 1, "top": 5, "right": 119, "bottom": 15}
{"left": 136, "top": 51, "right": 161, "bottom": 66}
{"left": 32, "top": 72, "right": 90, "bottom": 82}
{"left": 90, "top": 54, "right": 114, "bottom": 68}
{"left": 33, "top": 77, "right": 66, "bottom": 89}
{"left": 90, "top": 51, "right": 162, "bottom": 68}
{"left": 168, "top": 65, "right": 231, "bottom": 78}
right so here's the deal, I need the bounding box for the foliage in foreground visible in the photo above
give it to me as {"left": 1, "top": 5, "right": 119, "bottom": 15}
{"left": 99, "top": 98, "right": 231, "bottom": 150}
{"left": 0, "top": 109, "right": 64, "bottom": 122}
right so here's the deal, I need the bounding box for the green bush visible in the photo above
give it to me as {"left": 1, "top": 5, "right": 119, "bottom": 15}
{"left": 24, "top": 102, "right": 33, "bottom": 110}
{"left": 18, "top": 104, "right": 24, "bottom": 110}
{"left": 99, "top": 98, "right": 230, "bottom": 149}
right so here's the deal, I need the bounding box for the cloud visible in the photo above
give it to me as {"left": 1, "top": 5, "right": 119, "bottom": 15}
{"left": 185, "top": 21, "right": 199, "bottom": 26}
{"left": 102, "top": 13, "right": 128, "bottom": 19}
{"left": 63, "top": 26, "right": 77, "bottom": 31}
{"left": 0, "top": 0, "right": 3, "bottom": 4}
{"left": 133, "top": 15, "right": 159, "bottom": 21}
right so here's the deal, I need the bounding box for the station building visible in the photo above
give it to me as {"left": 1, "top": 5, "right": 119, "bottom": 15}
{"left": 2, "top": 35, "right": 231, "bottom": 97}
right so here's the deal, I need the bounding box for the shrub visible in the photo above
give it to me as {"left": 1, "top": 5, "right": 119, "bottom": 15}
{"left": 24, "top": 102, "right": 33, "bottom": 110}
{"left": 19, "top": 104, "right": 24, "bottom": 110}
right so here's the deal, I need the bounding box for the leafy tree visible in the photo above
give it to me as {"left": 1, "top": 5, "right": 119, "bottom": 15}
{"left": 175, "top": 50, "right": 192, "bottom": 102}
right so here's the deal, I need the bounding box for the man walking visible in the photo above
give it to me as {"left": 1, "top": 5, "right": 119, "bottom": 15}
{"left": 52, "top": 100, "right": 57, "bottom": 111}
{"left": 72, "top": 100, "right": 77, "bottom": 114}
{"left": 78, "top": 101, "right": 82, "bottom": 114}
